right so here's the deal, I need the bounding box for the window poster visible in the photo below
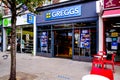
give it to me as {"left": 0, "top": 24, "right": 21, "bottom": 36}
{"left": 111, "top": 32, "right": 118, "bottom": 37}
{"left": 40, "top": 32, "right": 48, "bottom": 52}
{"left": 111, "top": 42, "right": 118, "bottom": 50}
{"left": 112, "top": 37, "right": 117, "bottom": 42}
{"left": 80, "top": 29, "right": 90, "bottom": 49}
{"left": 106, "top": 37, "right": 112, "bottom": 42}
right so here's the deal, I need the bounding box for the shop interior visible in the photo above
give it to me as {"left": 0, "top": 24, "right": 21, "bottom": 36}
{"left": 16, "top": 26, "right": 33, "bottom": 53}
{"left": 53, "top": 22, "right": 96, "bottom": 58}
{"left": 6, "top": 26, "right": 33, "bottom": 53}
{"left": 54, "top": 29, "right": 72, "bottom": 58}
{"left": 37, "top": 22, "right": 97, "bottom": 58}
{"left": 104, "top": 17, "right": 120, "bottom": 61}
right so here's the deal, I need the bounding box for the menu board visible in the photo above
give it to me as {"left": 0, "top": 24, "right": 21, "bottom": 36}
{"left": 40, "top": 32, "right": 48, "bottom": 52}
{"left": 80, "top": 29, "right": 90, "bottom": 49}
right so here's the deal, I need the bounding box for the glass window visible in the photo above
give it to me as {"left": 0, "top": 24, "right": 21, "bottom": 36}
{"left": 73, "top": 22, "right": 96, "bottom": 57}
{"left": 37, "top": 26, "right": 51, "bottom": 53}
{"left": 22, "top": 27, "right": 33, "bottom": 53}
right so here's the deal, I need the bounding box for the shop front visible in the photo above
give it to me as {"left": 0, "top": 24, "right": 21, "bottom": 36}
{"left": 102, "top": 0, "right": 120, "bottom": 61}
{"left": 36, "top": 1, "right": 98, "bottom": 61}
{"left": 3, "top": 13, "right": 34, "bottom": 53}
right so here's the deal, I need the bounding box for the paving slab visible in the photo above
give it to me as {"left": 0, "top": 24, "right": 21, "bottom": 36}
{"left": 0, "top": 52, "right": 120, "bottom": 80}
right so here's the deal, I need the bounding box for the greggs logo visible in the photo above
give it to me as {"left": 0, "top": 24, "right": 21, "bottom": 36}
{"left": 45, "top": 5, "right": 81, "bottom": 20}
{"left": 46, "top": 12, "right": 51, "bottom": 18}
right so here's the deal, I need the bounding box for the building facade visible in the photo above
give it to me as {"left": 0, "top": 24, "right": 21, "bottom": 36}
{"left": 43, "top": 0, "right": 69, "bottom": 6}
{"left": 2, "top": 13, "right": 34, "bottom": 53}
{"left": 36, "top": 0, "right": 99, "bottom": 61}
{"left": 102, "top": 0, "right": 120, "bottom": 61}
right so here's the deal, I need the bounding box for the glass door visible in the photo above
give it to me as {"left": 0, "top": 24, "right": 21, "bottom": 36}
{"left": 54, "top": 29, "right": 72, "bottom": 58}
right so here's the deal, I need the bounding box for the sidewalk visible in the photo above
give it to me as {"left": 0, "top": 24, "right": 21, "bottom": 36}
{"left": 0, "top": 52, "right": 120, "bottom": 80}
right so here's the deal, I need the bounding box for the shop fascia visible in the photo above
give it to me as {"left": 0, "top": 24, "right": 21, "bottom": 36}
{"left": 3, "top": 13, "right": 34, "bottom": 27}
{"left": 45, "top": 5, "right": 81, "bottom": 20}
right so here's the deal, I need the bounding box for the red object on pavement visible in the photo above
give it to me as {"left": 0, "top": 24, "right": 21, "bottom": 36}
{"left": 90, "top": 66, "right": 114, "bottom": 80}
{"left": 103, "top": 53, "right": 116, "bottom": 72}
{"left": 92, "top": 51, "right": 106, "bottom": 69}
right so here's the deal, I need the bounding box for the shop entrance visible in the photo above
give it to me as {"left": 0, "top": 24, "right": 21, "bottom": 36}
{"left": 54, "top": 30, "right": 72, "bottom": 58}
{"left": 104, "top": 17, "right": 120, "bottom": 61}
{"left": 105, "top": 27, "right": 120, "bottom": 61}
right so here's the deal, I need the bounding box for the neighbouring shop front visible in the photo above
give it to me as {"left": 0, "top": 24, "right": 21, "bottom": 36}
{"left": 102, "top": 0, "right": 120, "bottom": 61}
{"left": 3, "top": 13, "right": 34, "bottom": 53}
{"left": 36, "top": 1, "right": 98, "bottom": 61}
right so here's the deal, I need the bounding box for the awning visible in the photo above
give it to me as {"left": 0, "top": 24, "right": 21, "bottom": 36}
{"left": 102, "top": 9, "right": 120, "bottom": 18}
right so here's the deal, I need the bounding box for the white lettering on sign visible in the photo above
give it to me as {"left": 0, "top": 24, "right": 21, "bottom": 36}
{"left": 52, "top": 7, "right": 79, "bottom": 17}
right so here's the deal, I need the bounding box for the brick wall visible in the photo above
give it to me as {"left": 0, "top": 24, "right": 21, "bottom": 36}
{"left": 53, "top": 0, "right": 60, "bottom": 4}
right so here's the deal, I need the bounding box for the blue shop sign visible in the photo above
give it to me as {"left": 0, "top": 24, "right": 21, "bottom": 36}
{"left": 45, "top": 5, "right": 81, "bottom": 20}
{"left": 27, "top": 13, "right": 34, "bottom": 24}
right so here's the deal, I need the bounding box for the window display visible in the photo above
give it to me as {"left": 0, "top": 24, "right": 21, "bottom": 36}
{"left": 74, "top": 28, "right": 96, "bottom": 57}
{"left": 80, "top": 29, "right": 90, "bottom": 49}
{"left": 105, "top": 27, "right": 120, "bottom": 61}
{"left": 106, "top": 29, "right": 120, "bottom": 51}
{"left": 37, "top": 27, "right": 51, "bottom": 54}
{"left": 40, "top": 32, "right": 48, "bottom": 52}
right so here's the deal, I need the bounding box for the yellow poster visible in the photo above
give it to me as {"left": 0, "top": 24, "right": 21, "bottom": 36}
{"left": 111, "top": 32, "right": 118, "bottom": 37}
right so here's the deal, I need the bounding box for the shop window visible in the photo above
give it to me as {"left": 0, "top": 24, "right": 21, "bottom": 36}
{"left": 37, "top": 26, "right": 51, "bottom": 53}
{"left": 106, "top": 28, "right": 120, "bottom": 55}
{"left": 73, "top": 23, "right": 96, "bottom": 57}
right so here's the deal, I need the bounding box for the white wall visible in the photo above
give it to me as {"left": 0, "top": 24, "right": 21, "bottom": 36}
{"left": 96, "top": 0, "right": 104, "bottom": 51}
{"left": 3, "top": 28, "right": 7, "bottom": 51}
{"left": 59, "top": 0, "right": 69, "bottom": 2}
{"left": 99, "top": 16, "right": 104, "bottom": 51}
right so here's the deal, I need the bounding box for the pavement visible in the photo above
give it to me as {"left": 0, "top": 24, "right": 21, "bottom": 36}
{"left": 0, "top": 52, "right": 120, "bottom": 80}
